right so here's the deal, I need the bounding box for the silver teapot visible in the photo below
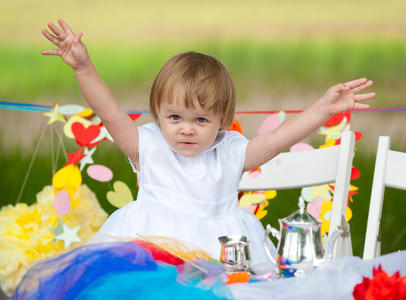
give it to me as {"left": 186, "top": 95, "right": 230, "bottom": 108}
{"left": 264, "top": 197, "right": 341, "bottom": 277}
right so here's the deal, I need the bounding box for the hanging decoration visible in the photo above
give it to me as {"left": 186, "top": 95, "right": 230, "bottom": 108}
{"left": 0, "top": 104, "right": 142, "bottom": 296}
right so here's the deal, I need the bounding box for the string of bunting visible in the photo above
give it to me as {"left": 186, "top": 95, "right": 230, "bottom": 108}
{"left": 1, "top": 100, "right": 406, "bottom": 114}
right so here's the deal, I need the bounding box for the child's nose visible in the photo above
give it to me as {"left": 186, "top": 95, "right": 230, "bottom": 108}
{"left": 180, "top": 123, "right": 194, "bottom": 135}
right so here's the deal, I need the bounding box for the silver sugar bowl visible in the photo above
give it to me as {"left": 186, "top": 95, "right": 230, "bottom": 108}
{"left": 218, "top": 235, "right": 251, "bottom": 273}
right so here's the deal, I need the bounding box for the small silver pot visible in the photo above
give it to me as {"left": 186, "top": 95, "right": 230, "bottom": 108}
{"left": 218, "top": 235, "right": 251, "bottom": 273}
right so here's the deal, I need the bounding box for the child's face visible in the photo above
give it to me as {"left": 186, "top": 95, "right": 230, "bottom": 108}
{"left": 157, "top": 100, "right": 221, "bottom": 157}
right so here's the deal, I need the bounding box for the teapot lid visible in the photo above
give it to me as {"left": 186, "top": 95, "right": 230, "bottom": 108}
{"left": 281, "top": 196, "right": 321, "bottom": 226}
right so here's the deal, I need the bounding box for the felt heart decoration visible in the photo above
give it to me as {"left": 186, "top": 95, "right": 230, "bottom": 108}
{"left": 64, "top": 116, "right": 92, "bottom": 139}
{"left": 71, "top": 122, "right": 101, "bottom": 148}
{"left": 324, "top": 111, "right": 352, "bottom": 127}
{"left": 106, "top": 181, "right": 134, "bottom": 208}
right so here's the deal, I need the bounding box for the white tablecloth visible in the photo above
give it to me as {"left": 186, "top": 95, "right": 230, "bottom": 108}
{"left": 230, "top": 251, "right": 406, "bottom": 300}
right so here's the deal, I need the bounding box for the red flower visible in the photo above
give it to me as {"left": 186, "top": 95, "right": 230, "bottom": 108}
{"left": 353, "top": 265, "right": 406, "bottom": 300}
{"left": 353, "top": 277, "right": 371, "bottom": 300}
{"left": 398, "top": 276, "right": 406, "bottom": 298}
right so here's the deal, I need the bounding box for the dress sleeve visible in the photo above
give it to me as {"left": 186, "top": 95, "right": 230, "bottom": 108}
{"left": 218, "top": 130, "right": 249, "bottom": 177}
{"left": 127, "top": 122, "right": 159, "bottom": 173}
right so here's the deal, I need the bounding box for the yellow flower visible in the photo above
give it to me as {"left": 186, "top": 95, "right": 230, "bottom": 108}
{"left": 239, "top": 192, "right": 266, "bottom": 209}
{"left": 255, "top": 200, "right": 269, "bottom": 220}
{"left": 238, "top": 190, "right": 276, "bottom": 220}
{"left": 320, "top": 200, "right": 352, "bottom": 237}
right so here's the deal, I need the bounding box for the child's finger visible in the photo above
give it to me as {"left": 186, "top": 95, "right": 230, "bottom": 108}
{"left": 42, "top": 29, "right": 60, "bottom": 46}
{"left": 354, "top": 103, "right": 370, "bottom": 110}
{"left": 351, "top": 80, "right": 373, "bottom": 94}
{"left": 354, "top": 92, "right": 376, "bottom": 101}
{"left": 48, "top": 22, "right": 66, "bottom": 40}
{"left": 74, "top": 32, "right": 83, "bottom": 43}
{"left": 41, "top": 49, "right": 59, "bottom": 55}
{"left": 58, "top": 18, "right": 74, "bottom": 35}
{"left": 344, "top": 78, "right": 368, "bottom": 88}
{"left": 330, "top": 83, "right": 350, "bottom": 93}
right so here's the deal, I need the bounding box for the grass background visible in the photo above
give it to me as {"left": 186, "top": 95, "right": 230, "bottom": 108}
{"left": 1, "top": 0, "right": 405, "bottom": 258}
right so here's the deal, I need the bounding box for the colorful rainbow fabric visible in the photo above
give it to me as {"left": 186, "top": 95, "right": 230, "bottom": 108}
{"left": 11, "top": 241, "right": 232, "bottom": 300}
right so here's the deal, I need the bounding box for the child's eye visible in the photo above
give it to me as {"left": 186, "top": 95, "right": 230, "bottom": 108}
{"left": 170, "top": 115, "right": 180, "bottom": 121}
{"left": 197, "top": 117, "right": 207, "bottom": 123}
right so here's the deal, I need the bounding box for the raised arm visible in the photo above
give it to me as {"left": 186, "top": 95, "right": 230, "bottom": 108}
{"left": 243, "top": 78, "right": 376, "bottom": 172}
{"left": 42, "top": 19, "right": 139, "bottom": 168}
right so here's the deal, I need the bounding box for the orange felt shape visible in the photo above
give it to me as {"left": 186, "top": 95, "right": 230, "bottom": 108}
{"left": 227, "top": 272, "right": 251, "bottom": 284}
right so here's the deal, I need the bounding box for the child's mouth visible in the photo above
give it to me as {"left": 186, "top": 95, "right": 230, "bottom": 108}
{"left": 180, "top": 142, "right": 196, "bottom": 147}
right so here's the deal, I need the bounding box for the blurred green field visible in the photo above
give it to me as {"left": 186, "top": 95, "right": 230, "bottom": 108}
{"left": 1, "top": 39, "right": 406, "bottom": 105}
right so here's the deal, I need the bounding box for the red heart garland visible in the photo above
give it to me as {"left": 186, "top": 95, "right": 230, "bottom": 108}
{"left": 71, "top": 122, "right": 101, "bottom": 148}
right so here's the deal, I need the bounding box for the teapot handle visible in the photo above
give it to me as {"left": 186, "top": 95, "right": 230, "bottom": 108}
{"left": 264, "top": 224, "right": 279, "bottom": 264}
{"left": 324, "top": 229, "right": 340, "bottom": 262}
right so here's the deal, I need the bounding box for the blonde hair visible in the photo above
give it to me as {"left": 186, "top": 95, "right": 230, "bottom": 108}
{"left": 150, "top": 51, "right": 236, "bottom": 128}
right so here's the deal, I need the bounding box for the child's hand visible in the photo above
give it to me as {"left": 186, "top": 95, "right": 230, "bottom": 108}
{"left": 321, "top": 78, "right": 375, "bottom": 116}
{"left": 42, "top": 19, "right": 89, "bottom": 70}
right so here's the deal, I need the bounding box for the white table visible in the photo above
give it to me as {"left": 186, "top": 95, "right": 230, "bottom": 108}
{"left": 230, "top": 251, "right": 406, "bottom": 300}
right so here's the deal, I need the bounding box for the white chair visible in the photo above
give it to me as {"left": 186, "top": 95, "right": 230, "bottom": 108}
{"left": 363, "top": 136, "right": 406, "bottom": 260}
{"left": 239, "top": 130, "right": 356, "bottom": 259}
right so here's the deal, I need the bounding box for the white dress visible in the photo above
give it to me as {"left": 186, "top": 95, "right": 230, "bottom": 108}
{"left": 96, "top": 122, "right": 275, "bottom": 265}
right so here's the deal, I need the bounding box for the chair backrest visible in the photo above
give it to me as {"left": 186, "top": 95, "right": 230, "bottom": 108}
{"left": 363, "top": 136, "right": 406, "bottom": 260}
{"left": 239, "top": 130, "right": 356, "bottom": 258}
